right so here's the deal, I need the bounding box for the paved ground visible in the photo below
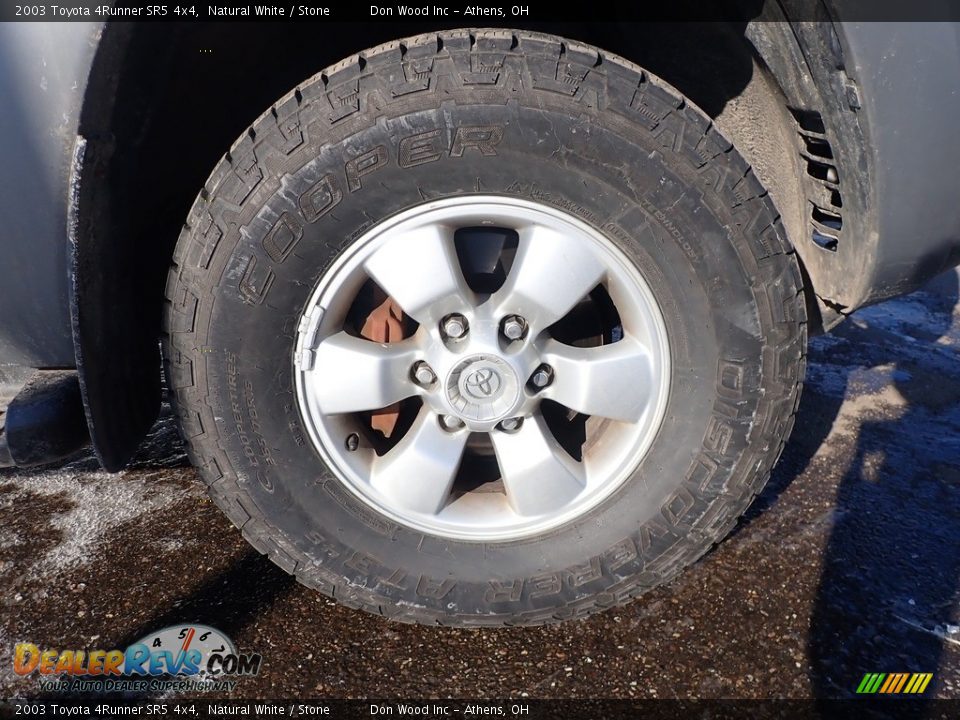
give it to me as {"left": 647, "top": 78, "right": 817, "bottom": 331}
{"left": 1, "top": 269, "right": 958, "bottom": 700}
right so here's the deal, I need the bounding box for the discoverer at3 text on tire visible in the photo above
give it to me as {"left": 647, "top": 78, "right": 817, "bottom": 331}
{"left": 163, "top": 29, "right": 806, "bottom": 625}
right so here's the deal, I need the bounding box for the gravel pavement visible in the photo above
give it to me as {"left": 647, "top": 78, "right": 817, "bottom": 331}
{"left": 2, "top": 269, "right": 959, "bottom": 700}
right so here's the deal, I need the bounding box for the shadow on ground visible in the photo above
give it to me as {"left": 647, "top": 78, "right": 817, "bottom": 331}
{"left": 804, "top": 270, "right": 960, "bottom": 700}
{"left": 729, "top": 269, "right": 960, "bottom": 699}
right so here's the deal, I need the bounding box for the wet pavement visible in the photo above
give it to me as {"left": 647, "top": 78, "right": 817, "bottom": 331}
{"left": 1, "top": 269, "right": 958, "bottom": 700}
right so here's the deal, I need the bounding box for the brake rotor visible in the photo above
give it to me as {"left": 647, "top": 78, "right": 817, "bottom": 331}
{"left": 360, "top": 293, "right": 406, "bottom": 437}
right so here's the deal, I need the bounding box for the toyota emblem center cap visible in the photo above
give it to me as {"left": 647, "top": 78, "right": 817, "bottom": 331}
{"left": 446, "top": 355, "right": 520, "bottom": 424}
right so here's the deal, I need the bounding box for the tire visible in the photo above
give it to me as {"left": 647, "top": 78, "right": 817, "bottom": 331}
{"left": 163, "top": 29, "right": 806, "bottom": 625}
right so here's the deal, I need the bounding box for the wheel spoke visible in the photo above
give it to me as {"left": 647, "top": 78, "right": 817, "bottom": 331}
{"left": 307, "top": 332, "right": 417, "bottom": 414}
{"left": 490, "top": 415, "right": 586, "bottom": 517}
{"left": 494, "top": 224, "right": 607, "bottom": 332}
{"left": 364, "top": 224, "right": 472, "bottom": 324}
{"left": 541, "top": 336, "right": 655, "bottom": 423}
{"left": 370, "top": 411, "right": 468, "bottom": 515}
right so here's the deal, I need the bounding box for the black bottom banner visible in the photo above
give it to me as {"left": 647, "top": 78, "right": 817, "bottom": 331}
{"left": 3, "top": 699, "right": 959, "bottom": 720}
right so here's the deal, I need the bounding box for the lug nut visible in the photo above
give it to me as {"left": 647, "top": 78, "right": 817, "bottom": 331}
{"left": 499, "top": 417, "right": 523, "bottom": 432}
{"left": 345, "top": 433, "right": 360, "bottom": 451}
{"left": 502, "top": 315, "right": 527, "bottom": 341}
{"left": 439, "top": 415, "right": 465, "bottom": 432}
{"left": 412, "top": 361, "right": 436, "bottom": 386}
{"left": 441, "top": 314, "right": 468, "bottom": 339}
{"left": 531, "top": 365, "right": 554, "bottom": 389}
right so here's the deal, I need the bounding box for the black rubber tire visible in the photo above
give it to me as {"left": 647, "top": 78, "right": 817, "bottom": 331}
{"left": 162, "top": 29, "right": 806, "bottom": 625}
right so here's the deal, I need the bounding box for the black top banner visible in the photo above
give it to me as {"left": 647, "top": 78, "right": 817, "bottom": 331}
{"left": 2, "top": 0, "right": 960, "bottom": 22}
{"left": 3, "top": 699, "right": 960, "bottom": 720}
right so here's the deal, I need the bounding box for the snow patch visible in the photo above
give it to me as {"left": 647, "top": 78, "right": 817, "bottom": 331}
{"left": 4, "top": 471, "right": 199, "bottom": 582}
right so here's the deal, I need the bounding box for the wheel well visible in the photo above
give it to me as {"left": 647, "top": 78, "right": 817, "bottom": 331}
{"left": 74, "top": 20, "right": 821, "bottom": 470}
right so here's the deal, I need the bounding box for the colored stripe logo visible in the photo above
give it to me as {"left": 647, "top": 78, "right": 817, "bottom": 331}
{"left": 856, "top": 673, "right": 933, "bottom": 694}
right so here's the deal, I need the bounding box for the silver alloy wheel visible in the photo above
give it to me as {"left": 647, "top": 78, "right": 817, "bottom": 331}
{"left": 294, "top": 196, "right": 670, "bottom": 541}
